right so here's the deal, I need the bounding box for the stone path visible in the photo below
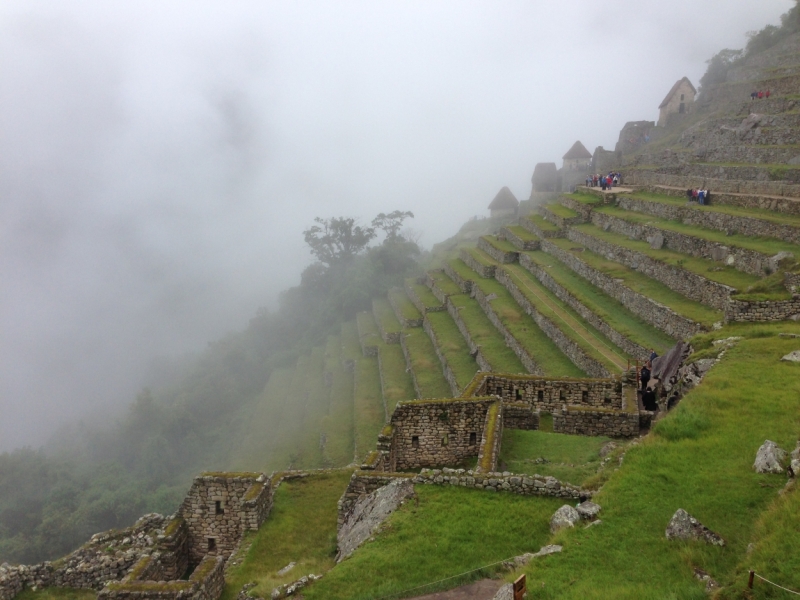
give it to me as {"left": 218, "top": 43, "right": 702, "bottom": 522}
{"left": 407, "top": 579, "right": 505, "bottom": 600}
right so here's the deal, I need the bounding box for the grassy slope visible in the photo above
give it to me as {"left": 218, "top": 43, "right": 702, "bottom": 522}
{"left": 519, "top": 324, "right": 800, "bottom": 599}
{"left": 353, "top": 352, "right": 384, "bottom": 463}
{"left": 544, "top": 203, "right": 579, "bottom": 219}
{"left": 499, "top": 429, "right": 613, "bottom": 487}
{"left": 547, "top": 238, "right": 723, "bottom": 326}
{"left": 377, "top": 341, "right": 416, "bottom": 416}
{"left": 523, "top": 249, "right": 676, "bottom": 353}
{"left": 304, "top": 485, "right": 566, "bottom": 600}
{"left": 425, "top": 310, "right": 481, "bottom": 389}
{"left": 388, "top": 288, "right": 422, "bottom": 322}
{"left": 373, "top": 297, "right": 403, "bottom": 335}
{"left": 525, "top": 214, "right": 561, "bottom": 233}
{"left": 320, "top": 335, "right": 355, "bottom": 468}
{"left": 428, "top": 270, "right": 462, "bottom": 296}
{"left": 221, "top": 470, "right": 353, "bottom": 600}
{"left": 406, "top": 278, "right": 443, "bottom": 310}
{"left": 401, "top": 327, "right": 453, "bottom": 399}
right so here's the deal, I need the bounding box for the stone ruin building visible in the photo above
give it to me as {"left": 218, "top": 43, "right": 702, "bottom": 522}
{"left": 488, "top": 186, "right": 519, "bottom": 218}
{"left": 658, "top": 76, "right": 696, "bottom": 126}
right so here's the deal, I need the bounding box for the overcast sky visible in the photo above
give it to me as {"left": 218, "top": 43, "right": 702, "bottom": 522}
{"left": 0, "top": 0, "right": 793, "bottom": 451}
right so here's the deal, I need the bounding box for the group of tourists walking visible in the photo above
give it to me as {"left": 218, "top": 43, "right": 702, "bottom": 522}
{"left": 585, "top": 172, "right": 622, "bottom": 191}
{"left": 750, "top": 89, "right": 771, "bottom": 100}
{"left": 685, "top": 187, "right": 711, "bottom": 205}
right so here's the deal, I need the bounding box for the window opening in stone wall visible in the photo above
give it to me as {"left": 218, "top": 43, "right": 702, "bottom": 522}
{"left": 680, "top": 93, "right": 684, "bottom": 101}
{"left": 604, "top": 394, "right": 611, "bottom": 404}
{"left": 469, "top": 432, "right": 477, "bottom": 445}
{"left": 442, "top": 434, "right": 449, "bottom": 446}
{"left": 515, "top": 388, "right": 522, "bottom": 400}
{"left": 679, "top": 102, "right": 685, "bottom": 113}
{"left": 215, "top": 500, "right": 223, "bottom": 515}
{"left": 537, "top": 390, "right": 544, "bottom": 401}
{"left": 412, "top": 436, "right": 419, "bottom": 448}
{"left": 560, "top": 390, "right": 565, "bottom": 401}
{"left": 582, "top": 391, "right": 588, "bottom": 402}
{"left": 208, "top": 538, "right": 216, "bottom": 552}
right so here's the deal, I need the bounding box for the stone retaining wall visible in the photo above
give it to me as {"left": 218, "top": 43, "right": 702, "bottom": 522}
{"left": 471, "top": 373, "right": 624, "bottom": 412}
{"left": 459, "top": 249, "right": 496, "bottom": 278}
{"left": 399, "top": 334, "right": 424, "bottom": 400}
{"left": 538, "top": 238, "right": 704, "bottom": 339}
{"left": 589, "top": 210, "right": 777, "bottom": 277}
{"left": 443, "top": 262, "right": 474, "bottom": 294}
{"left": 405, "top": 280, "right": 445, "bottom": 314}
{"left": 725, "top": 295, "right": 800, "bottom": 322}
{"left": 477, "top": 237, "right": 519, "bottom": 264}
{"left": 388, "top": 291, "right": 423, "bottom": 328}
{"left": 520, "top": 216, "right": 564, "bottom": 239}
{"left": 425, "top": 271, "right": 458, "bottom": 304}
{"left": 98, "top": 555, "right": 225, "bottom": 600}
{"left": 502, "top": 403, "right": 539, "bottom": 430}
{"left": 422, "top": 318, "right": 464, "bottom": 397}
{"left": 539, "top": 205, "right": 583, "bottom": 229}
{"left": 566, "top": 228, "right": 734, "bottom": 310}
{"left": 180, "top": 474, "right": 272, "bottom": 565}
{"left": 553, "top": 406, "right": 639, "bottom": 437}
{"left": 558, "top": 196, "right": 595, "bottom": 220}
{"left": 389, "top": 398, "right": 496, "bottom": 471}
{"left": 445, "top": 298, "right": 493, "bottom": 373}
{"left": 491, "top": 268, "right": 610, "bottom": 377}
{"left": 470, "top": 281, "right": 542, "bottom": 375}
{"left": 617, "top": 195, "right": 800, "bottom": 246}
{"left": 519, "top": 253, "right": 651, "bottom": 360}
{"left": 498, "top": 227, "right": 540, "bottom": 251}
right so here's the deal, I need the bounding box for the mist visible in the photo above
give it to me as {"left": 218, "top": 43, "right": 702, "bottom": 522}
{"left": 0, "top": 0, "right": 792, "bottom": 451}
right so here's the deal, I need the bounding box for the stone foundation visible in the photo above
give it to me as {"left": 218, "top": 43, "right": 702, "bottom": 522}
{"left": 725, "top": 295, "right": 800, "bottom": 322}
{"left": 553, "top": 407, "right": 639, "bottom": 437}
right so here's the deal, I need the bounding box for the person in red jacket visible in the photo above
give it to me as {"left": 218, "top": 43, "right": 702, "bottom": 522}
{"left": 766, "top": 89, "right": 771, "bottom": 98}
{"left": 758, "top": 90, "right": 764, "bottom": 99}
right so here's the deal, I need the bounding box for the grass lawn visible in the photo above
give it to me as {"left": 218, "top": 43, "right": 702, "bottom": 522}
{"left": 447, "top": 258, "right": 479, "bottom": 286}
{"left": 446, "top": 293, "right": 527, "bottom": 374}
{"left": 357, "top": 310, "right": 380, "bottom": 339}
{"left": 463, "top": 246, "right": 497, "bottom": 269}
{"left": 427, "top": 270, "right": 462, "bottom": 296}
{"left": 373, "top": 297, "right": 403, "bottom": 336}
{"left": 525, "top": 214, "right": 561, "bottom": 233}
{"left": 401, "top": 328, "right": 452, "bottom": 399}
{"left": 499, "top": 429, "right": 613, "bottom": 487}
{"left": 573, "top": 223, "right": 764, "bottom": 292}
{"left": 547, "top": 238, "right": 723, "bottom": 327}
{"left": 566, "top": 192, "right": 603, "bottom": 205}
{"left": 406, "top": 278, "right": 443, "bottom": 310}
{"left": 321, "top": 335, "right": 355, "bottom": 467}
{"left": 544, "top": 203, "right": 579, "bottom": 219}
{"left": 340, "top": 321, "right": 362, "bottom": 364}
{"left": 377, "top": 341, "right": 416, "bottom": 416}
{"left": 523, "top": 250, "right": 675, "bottom": 353}
{"left": 504, "top": 225, "right": 540, "bottom": 243}
{"left": 425, "top": 310, "right": 480, "bottom": 390}
{"left": 388, "top": 288, "right": 422, "bottom": 322}
{"left": 221, "top": 470, "right": 352, "bottom": 600}
{"left": 480, "top": 235, "right": 519, "bottom": 253}
{"left": 518, "top": 326, "right": 800, "bottom": 599}
{"left": 353, "top": 354, "right": 385, "bottom": 462}
{"left": 304, "top": 485, "right": 567, "bottom": 600}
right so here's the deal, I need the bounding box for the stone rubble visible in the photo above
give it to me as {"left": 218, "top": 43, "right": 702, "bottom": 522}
{"left": 665, "top": 509, "right": 725, "bottom": 546}
{"left": 270, "top": 574, "right": 322, "bottom": 599}
{"left": 753, "top": 440, "right": 788, "bottom": 474}
{"left": 576, "top": 501, "right": 602, "bottom": 521}
{"left": 780, "top": 350, "right": 800, "bottom": 362}
{"left": 550, "top": 505, "right": 581, "bottom": 533}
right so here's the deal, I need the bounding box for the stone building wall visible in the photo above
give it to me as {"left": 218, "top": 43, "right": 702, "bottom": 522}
{"left": 538, "top": 237, "right": 704, "bottom": 339}
{"left": 477, "top": 237, "right": 519, "bottom": 264}
{"left": 566, "top": 228, "right": 734, "bottom": 310}
{"left": 471, "top": 373, "right": 623, "bottom": 412}
{"left": 179, "top": 474, "right": 272, "bottom": 565}
{"left": 553, "top": 407, "right": 639, "bottom": 437}
{"left": 518, "top": 253, "right": 651, "bottom": 360}
{"left": 658, "top": 79, "right": 695, "bottom": 126}
{"left": 491, "top": 269, "right": 610, "bottom": 377}
{"left": 389, "top": 399, "right": 496, "bottom": 471}
{"left": 589, "top": 210, "right": 777, "bottom": 277}
{"left": 502, "top": 403, "right": 539, "bottom": 430}
{"left": 725, "top": 295, "right": 800, "bottom": 322}
{"left": 592, "top": 147, "right": 622, "bottom": 174}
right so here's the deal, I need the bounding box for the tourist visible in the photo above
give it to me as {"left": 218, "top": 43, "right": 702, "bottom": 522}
{"left": 751, "top": 91, "right": 758, "bottom": 100}
{"left": 649, "top": 349, "right": 659, "bottom": 362}
{"left": 640, "top": 363, "right": 651, "bottom": 391}
{"left": 692, "top": 188, "right": 698, "bottom": 202}
{"left": 766, "top": 89, "right": 771, "bottom": 98}
{"left": 642, "top": 387, "right": 658, "bottom": 411}
{"left": 686, "top": 188, "right": 693, "bottom": 201}
{"left": 698, "top": 189, "right": 706, "bottom": 205}
{"left": 705, "top": 189, "right": 711, "bottom": 204}
{"left": 758, "top": 90, "right": 764, "bottom": 99}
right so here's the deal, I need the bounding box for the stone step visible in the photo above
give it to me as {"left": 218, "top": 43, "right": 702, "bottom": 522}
{"left": 519, "top": 249, "right": 677, "bottom": 359}
{"left": 399, "top": 327, "right": 453, "bottom": 400}
{"left": 498, "top": 225, "right": 540, "bottom": 251}
{"left": 538, "top": 237, "right": 719, "bottom": 337}
{"left": 538, "top": 203, "right": 583, "bottom": 229}
{"left": 477, "top": 235, "right": 519, "bottom": 263}
{"left": 372, "top": 297, "right": 403, "bottom": 344}
{"left": 520, "top": 213, "right": 564, "bottom": 238}
{"left": 566, "top": 223, "right": 761, "bottom": 309}
{"left": 404, "top": 277, "right": 445, "bottom": 314}
{"left": 590, "top": 204, "right": 800, "bottom": 277}
{"left": 422, "top": 310, "right": 481, "bottom": 396}
{"left": 461, "top": 248, "right": 623, "bottom": 377}
{"left": 388, "top": 287, "right": 423, "bottom": 328}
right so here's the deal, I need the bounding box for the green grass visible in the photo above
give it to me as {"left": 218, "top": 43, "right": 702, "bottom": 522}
{"left": 500, "top": 429, "right": 614, "bottom": 486}
{"left": 480, "top": 235, "right": 519, "bottom": 253}
{"left": 595, "top": 204, "right": 800, "bottom": 261}
{"left": 340, "top": 321, "right": 362, "bottom": 364}
{"left": 377, "top": 342, "right": 416, "bottom": 416}
{"left": 500, "top": 263, "right": 630, "bottom": 372}
{"left": 523, "top": 250, "right": 676, "bottom": 353}
{"left": 356, "top": 310, "right": 380, "bottom": 338}
{"left": 565, "top": 192, "right": 603, "bottom": 205}
{"left": 321, "top": 335, "right": 355, "bottom": 467}
{"left": 353, "top": 353, "right": 385, "bottom": 462}
{"left": 543, "top": 203, "right": 579, "bottom": 219}
{"left": 447, "top": 258, "right": 480, "bottom": 285}
{"left": 290, "top": 346, "right": 331, "bottom": 469}
{"left": 573, "top": 223, "right": 763, "bottom": 291}
{"left": 446, "top": 293, "right": 526, "bottom": 374}
{"left": 401, "top": 328, "right": 452, "bottom": 399}
{"left": 388, "top": 288, "right": 422, "bottom": 322}
{"left": 406, "top": 278, "right": 443, "bottom": 310}
{"left": 304, "top": 485, "right": 566, "bottom": 600}
{"left": 504, "top": 225, "right": 540, "bottom": 243}
{"left": 462, "top": 246, "right": 497, "bottom": 269}
{"left": 425, "top": 310, "right": 481, "bottom": 390}
{"left": 15, "top": 590, "right": 95, "bottom": 600}
{"left": 518, "top": 328, "right": 800, "bottom": 599}
{"left": 373, "top": 297, "right": 403, "bottom": 335}
{"left": 427, "top": 269, "right": 462, "bottom": 296}
{"left": 221, "top": 470, "right": 352, "bottom": 600}
{"left": 525, "top": 214, "right": 561, "bottom": 232}
{"left": 629, "top": 190, "right": 800, "bottom": 229}
{"left": 547, "top": 238, "right": 723, "bottom": 327}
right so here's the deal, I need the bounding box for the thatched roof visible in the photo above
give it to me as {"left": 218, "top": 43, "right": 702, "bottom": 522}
{"left": 659, "top": 77, "right": 696, "bottom": 109}
{"left": 488, "top": 186, "right": 519, "bottom": 210}
{"left": 562, "top": 141, "right": 592, "bottom": 160}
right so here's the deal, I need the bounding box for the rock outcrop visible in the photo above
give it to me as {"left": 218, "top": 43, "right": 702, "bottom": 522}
{"left": 754, "top": 440, "right": 787, "bottom": 474}
{"left": 665, "top": 509, "right": 725, "bottom": 546}
{"left": 550, "top": 505, "right": 581, "bottom": 533}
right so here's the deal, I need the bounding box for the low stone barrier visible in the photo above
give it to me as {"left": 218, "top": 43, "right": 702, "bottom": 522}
{"left": 444, "top": 262, "right": 474, "bottom": 294}
{"left": 477, "top": 237, "right": 518, "bottom": 264}
{"left": 98, "top": 555, "right": 225, "bottom": 600}
{"left": 476, "top": 402, "right": 503, "bottom": 473}
{"left": 553, "top": 406, "right": 639, "bottom": 437}
{"left": 502, "top": 403, "right": 539, "bottom": 430}
{"left": 405, "top": 279, "right": 445, "bottom": 314}
{"left": 499, "top": 227, "right": 540, "bottom": 251}
{"left": 539, "top": 237, "right": 704, "bottom": 339}
{"left": 519, "top": 253, "right": 651, "bottom": 360}
{"left": 388, "top": 290, "right": 423, "bottom": 328}
{"left": 425, "top": 270, "right": 458, "bottom": 304}
{"left": 566, "top": 228, "right": 734, "bottom": 311}
{"left": 558, "top": 195, "right": 595, "bottom": 220}
{"left": 459, "top": 249, "right": 496, "bottom": 278}
{"left": 415, "top": 468, "right": 589, "bottom": 499}
{"left": 725, "top": 295, "right": 800, "bottom": 322}
{"left": 399, "top": 334, "right": 425, "bottom": 400}
{"left": 520, "top": 215, "right": 564, "bottom": 239}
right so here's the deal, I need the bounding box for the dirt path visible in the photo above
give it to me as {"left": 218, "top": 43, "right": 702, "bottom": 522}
{"left": 407, "top": 579, "right": 505, "bottom": 600}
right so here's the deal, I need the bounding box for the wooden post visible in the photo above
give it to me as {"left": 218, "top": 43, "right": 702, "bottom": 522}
{"left": 748, "top": 570, "right": 755, "bottom": 589}
{"left": 513, "top": 574, "right": 526, "bottom": 600}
